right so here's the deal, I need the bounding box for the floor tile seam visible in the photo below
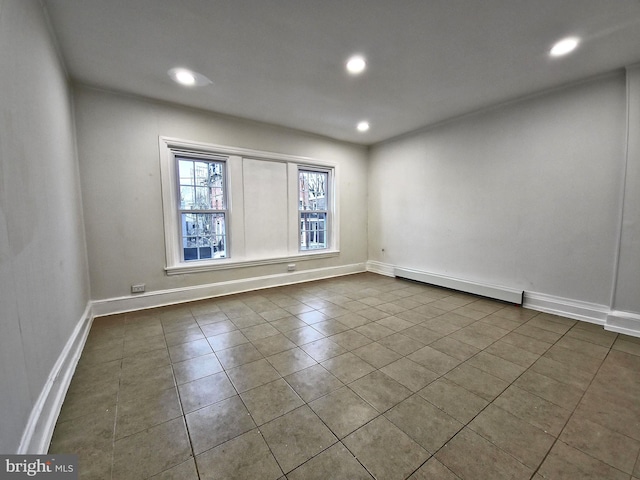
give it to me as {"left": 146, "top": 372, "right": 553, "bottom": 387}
{"left": 338, "top": 416, "right": 409, "bottom": 479}
{"left": 529, "top": 340, "right": 619, "bottom": 478}
{"left": 465, "top": 400, "right": 558, "bottom": 459}
{"left": 532, "top": 438, "right": 633, "bottom": 479}
{"left": 257, "top": 404, "right": 340, "bottom": 475}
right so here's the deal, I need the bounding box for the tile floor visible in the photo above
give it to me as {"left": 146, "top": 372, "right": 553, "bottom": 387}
{"left": 49, "top": 273, "right": 640, "bottom": 479}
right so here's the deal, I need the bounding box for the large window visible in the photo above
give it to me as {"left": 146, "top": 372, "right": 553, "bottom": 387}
{"left": 177, "top": 156, "right": 227, "bottom": 261}
{"left": 299, "top": 169, "right": 329, "bottom": 250}
{"left": 159, "top": 137, "right": 338, "bottom": 274}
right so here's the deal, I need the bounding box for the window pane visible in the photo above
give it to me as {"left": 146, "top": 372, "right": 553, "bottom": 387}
{"left": 299, "top": 170, "right": 328, "bottom": 211}
{"left": 180, "top": 186, "right": 195, "bottom": 209}
{"left": 178, "top": 158, "right": 225, "bottom": 210}
{"left": 178, "top": 160, "right": 194, "bottom": 185}
{"left": 181, "top": 213, "right": 226, "bottom": 260}
{"left": 300, "top": 212, "right": 327, "bottom": 250}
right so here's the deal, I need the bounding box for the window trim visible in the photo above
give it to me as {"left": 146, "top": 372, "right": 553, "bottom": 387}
{"left": 159, "top": 137, "right": 339, "bottom": 275}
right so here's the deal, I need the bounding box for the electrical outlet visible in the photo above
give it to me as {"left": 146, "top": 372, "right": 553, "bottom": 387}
{"left": 131, "top": 284, "right": 145, "bottom": 294}
{"left": 287, "top": 264, "right": 296, "bottom": 272}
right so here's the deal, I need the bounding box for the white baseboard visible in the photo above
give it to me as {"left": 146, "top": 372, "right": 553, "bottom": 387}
{"left": 366, "top": 260, "right": 395, "bottom": 277}
{"left": 523, "top": 291, "right": 609, "bottom": 325}
{"left": 92, "top": 263, "right": 367, "bottom": 317}
{"left": 393, "top": 266, "right": 523, "bottom": 304}
{"left": 606, "top": 310, "right": 640, "bottom": 338}
{"left": 18, "top": 302, "right": 93, "bottom": 454}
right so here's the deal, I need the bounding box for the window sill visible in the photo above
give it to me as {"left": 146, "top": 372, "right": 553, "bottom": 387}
{"left": 165, "top": 250, "right": 340, "bottom": 275}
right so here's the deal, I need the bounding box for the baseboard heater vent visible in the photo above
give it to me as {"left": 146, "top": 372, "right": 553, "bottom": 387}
{"left": 394, "top": 267, "right": 523, "bottom": 305}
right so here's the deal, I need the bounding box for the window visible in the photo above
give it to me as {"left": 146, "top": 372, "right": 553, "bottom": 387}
{"left": 159, "top": 137, "right": 339, "bottom": 274}
{"left": 299, "top": 169, "right": 329, "bottom": 250}
{"left": 177, "top": 156, "right": 227, "bottom": 261}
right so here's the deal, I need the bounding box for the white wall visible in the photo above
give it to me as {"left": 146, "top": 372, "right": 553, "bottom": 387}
{"left": 74, "top": 86, "right": 368, "bottom": 303}
{"left": 368, "top": 74, "right": 627, "bottom": 314}
{"left": 608, "top": 65, "right": 640, "bottom": 334}
{"left": 0, "top": 0, "right": 90, "bottom": 452}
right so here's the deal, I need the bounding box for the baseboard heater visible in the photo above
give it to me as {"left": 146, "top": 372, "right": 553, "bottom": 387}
{"left": 394, "top": 267, "right": 524, "bottom": 305}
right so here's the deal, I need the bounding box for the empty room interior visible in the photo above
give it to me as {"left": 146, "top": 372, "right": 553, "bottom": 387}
{"left": 2, "top": 0, "right": 640, "bottom": 479}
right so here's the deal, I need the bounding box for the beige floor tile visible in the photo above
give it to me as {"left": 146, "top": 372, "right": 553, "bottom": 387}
{"left": 464, "top": 351, "right": 525, "bottom": 383}
{"left": 206, "top": 330, "right": 249, "bottom": 351}
{"left": 493, "top": 385, "right": 572, "bottom": 436}
{"left": 380, "top": 357, "right": 438, "bottom": 392}
{"left": 355, "top": 322, "right": 395, "bottom": 341}
{"left": 418, "top": 378, "right": 488, "bottom": 424}
{"left": 376, "top": 332, "right": 424, "bottom": 355}
{"left": 447, "top": 327, "right": 497, "bottom": 350}
{"left": 300, "top": 337, "right": 347, "bottom": 362}
{"left": 283, "top": 325, "right": 326, "bottom": 346}
{"left": 164, "top": 325, "right": 205, "bottom": 347}
{"left": 172, "top": 352, "right": 223, "bottom": 385}
{"left": 436, "top": 428, "right": 533, "bottom": 479}
{"left": 567, "top": 324, "right": 618, "bottom": 347}
{"left": 148, "top": 458, "right": 199, "bottom": 480}
{"left": 216, "top": 342, "right": 264, "bottom": 369}
{"left": 240, "top": 378, "right": 304, "bottom": 425}
{"left": 112, "top": 417, "right": 192, "bottom": 480}
{"left": 260, "top": 405, "right": 338, "bottom": 473}
{"left": 321, "top": 352, "right": 376, "bottom": 383}
{"left": 574, "top": 388, "right": 640, "bottom": 441}
{"left": 312, "top": 318, "right": 350, "bottom": 336}
{"left": 402, "top": 324, "right": 445, "bottom": 345}
{"left": 408, "top": 457, "right": 461, "bottom": 479}
{"left": 49, "top": 408, "right": 115, "bottom": 479}
{"left": 287, "top": 442, "right": 373, "bottom": 480}
{"left": 168, "top": 338, "right": 213, "bottom": 362}
{"left": 329, "top": 330, "right": 373, "bottom": 351}
{"left": 196, "top": 429, "right": 283, "bottom": 480}
{"left": 468, "top": 404, "right": 555, "bottom": 469}
{"left": 251, "top": 333, "right": 297, "bottom": 356}
{"left": 241, "top": 323, "right": 280, "bottom": 341}
{"left": 352, "top": 342, "right": 402, "bottom": 369}
{"left": 514, "top": 323, "right": 563, "bottom": 344}
{"left": 530, "top": 355, "right": 594, "bottom": 391}
{"left": 343, "top": 416, "right": 429, "bottom": 480}
{"left": 408, "top": 346, "right": 461, "bottom": 375}
{"left": 484, "top": 339, "right": 540, "bottom": 367}
{"left": 266, "top": 347, "right": 317, "bottom": 376}
{"left": 200, "top": 319, "right": 237, "bottom": 336}
{"left": 118, "top": 364, "right": 175, "bottom": 404}
{"left": 349, "top": 370, "right": 412, "bottom": 412}
{"left": 270, "top": 315, "right": 307, "bottom": 333}
{"left": 185, "top": 395, "right": 256, "bottom": 454}
{"left": 178, "top": 371, "right": 236, "bottom": 413}
{"left": 428, "top": 336, "right": 480, "bottom": 361}
{"left": 513, "top": 370, "right": 584, "bottom": 410}
{"left": 226, "top": 358, "right": 281, "bottom": 393}
{"left": 560, "top": 415, "right": 640, "bottom": 474}
{"left": 538, "top": 441, "right": 629, "bottom": 480}
{"left": 499, "top": 331, "right": 552, "bottom": 355}
{"left": 284, "top": 364, "right": 344, "bottom": 403}
{"left": 309, "top": 386, "right": 379, "bottom": 439}
{"left": 116, "top": 386, "right": 182, "bottom": 439}
{"left": 385, "top": 394, "right": 463, "bottom": 453}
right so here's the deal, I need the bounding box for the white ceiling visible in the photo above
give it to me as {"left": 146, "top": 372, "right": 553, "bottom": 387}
{"left": 44, "top": 0, "right": 640, "bottom": 145}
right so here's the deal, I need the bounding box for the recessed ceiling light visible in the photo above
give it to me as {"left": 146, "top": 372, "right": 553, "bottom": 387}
{"left": 346, "top": 55, "right": 367, "bottom": 75}
{"left": 357, "top": 121, "right": 370, "bottom": 132}
{"left": 550, "top": 37, "right": 580, "bottom": 57}
{"left": 168, "top": 67, "right": 212, "bottom": 87}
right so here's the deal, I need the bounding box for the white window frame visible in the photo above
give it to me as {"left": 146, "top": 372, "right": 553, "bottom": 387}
{"left": 159, "top": 137, "right": 339, "bottom": 275}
